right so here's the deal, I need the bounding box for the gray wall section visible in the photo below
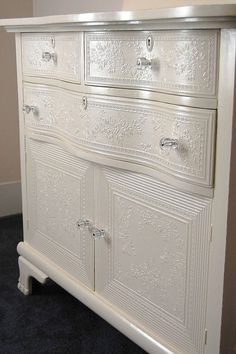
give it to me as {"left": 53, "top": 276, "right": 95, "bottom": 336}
{"left": 33, "top": 0, "right": 123, "bottom": 16}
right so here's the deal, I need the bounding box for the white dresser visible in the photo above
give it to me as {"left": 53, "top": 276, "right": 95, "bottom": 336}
{"left": 1, "top": 5, "right": 236, "bottom": 354}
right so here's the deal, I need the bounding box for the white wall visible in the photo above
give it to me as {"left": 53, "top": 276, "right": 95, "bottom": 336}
{"left": 33, "top": 0, "right": 123, "bottom": 16}
{"left": 33, "top": 0, "right": 236, "bottom": 16}
{"left": 123, "top": 0, "right": 236, "bottom": 10}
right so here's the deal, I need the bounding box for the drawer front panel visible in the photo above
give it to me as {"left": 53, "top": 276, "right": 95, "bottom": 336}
{"left": 24, "top": 84, "right": 215, "bottom": 187}
{"left": 85, "top": 30, "right": 218, "bottom": 97}
{"left": 22, "top": 33, "right": 81, "bottom": 83}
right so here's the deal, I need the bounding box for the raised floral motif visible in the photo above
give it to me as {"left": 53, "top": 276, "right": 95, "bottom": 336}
{"left": 113, "top": 194, "right": 187, "bottom": 320}
{"left": 86, "top": 31, "right": 217, "bottom": 96}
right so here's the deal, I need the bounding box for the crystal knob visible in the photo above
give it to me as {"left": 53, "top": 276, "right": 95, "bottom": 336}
{"left": 92, "top": 228, "right": 105, "bottom": 240}
{"left": 76, "top": 219, "right": 91, "bottom": 229}
{"left": 136, "top": 57, "right": 152, "bottom": 70}
{"left": 42, "top": 52, "right": 57, "bottom": 63}
{"left": 160, "top": 138, "right": 179, "bottom": 150}
{"left": 22, "top": 105, "right": 38, "bottom": 115}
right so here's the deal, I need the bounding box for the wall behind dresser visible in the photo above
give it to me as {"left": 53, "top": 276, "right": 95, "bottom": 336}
{"left": 0, "top": 0, "right": 32, "bottom": 217}
{"left": 33, "top": 0, "right": 123, "bottom": 16}
{"left": 123, "top": 0, "right": 236, "bottom": 10}
{"left": 33, "top": 0, "right": 236, "bottom": 16}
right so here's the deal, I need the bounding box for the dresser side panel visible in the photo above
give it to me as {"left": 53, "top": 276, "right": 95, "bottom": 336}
{"left": 206, "top": 29, "right": 236, "bottom": 354}
{"left": 220, "top": 36, "right": 236, "bottom": 352}
{"left": 15, "top": 33, "right": 28, "bottom": 240}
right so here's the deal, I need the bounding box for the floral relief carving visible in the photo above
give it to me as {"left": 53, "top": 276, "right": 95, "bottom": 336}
{"left": 89, "top": 38, "right": 152, "bottom": 82}
{"left": 161, "top": 40, "right": 209, "bottom": 83}
{"left": 86, "top": 31, "right": 217, "bottom": 95}
{"left": 24, "top": 86, "right": 84, "bottom": 133}
{"left": 36, "top": 162, "right": 83, "bottom": 256}
{"left": 113, "top": 194, "right": 187, "bottom": 320}
{"left": 24, "top": 85, "right": 213, "bottom": 185}
{"left": 90, "top": 41, "right": 125, "bottom": 74}
{"left": 86, "top": 110, "right": 145, "bottom": 145}
{"left": 22, "top": 34, "right": 81, "bottom": 81}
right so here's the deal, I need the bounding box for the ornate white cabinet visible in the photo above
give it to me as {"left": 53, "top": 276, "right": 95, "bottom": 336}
{"left": 1, "top": 5, "right": 236, "bottom": 354}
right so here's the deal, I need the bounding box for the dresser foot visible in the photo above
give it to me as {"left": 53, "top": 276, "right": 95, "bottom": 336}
{"left": 17, "top": 256, "right": 49, "bottom": 295}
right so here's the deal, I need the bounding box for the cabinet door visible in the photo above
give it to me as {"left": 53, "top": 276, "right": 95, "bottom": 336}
{"left": 95, "top": 166, "right": 212, "bottom": 354}
{"left": 26, "top": 138, "right": 94, "bottom": 290}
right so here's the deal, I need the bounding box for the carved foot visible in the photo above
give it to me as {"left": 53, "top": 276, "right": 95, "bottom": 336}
{"left": 17, "top": 256, "right": 48, "bottom": 295}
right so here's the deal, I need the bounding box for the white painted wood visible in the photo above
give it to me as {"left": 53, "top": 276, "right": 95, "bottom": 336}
{"left": 1, "top": 5, "right": 236, "bottom": 28}
{"left": 26, "top": 138, "right": 95, "bottom": 290}
{"left": 205, "top": 29, "right": 236, "bottom": 354}
{"left": 95, "top": 166, "right": 212, "bottom": 354}
{"left": 17, "top": 240, "right": 175, "bottom": 354}
{"left": 0, "top": 181, "right": 22, "bottom": 217}
{"left": 18, "top": 256, "right": 48, "bottom": 295}
{"left": 22, "top": 32, "right": 82, "bottom": 83}
{"left": 22, "top": 75, "right": 218, "bottom": 109}
{"left": 85, "top": 30, "right": 218, "bottom": 98}
{"left": 15, "top": 33, "right": 30, "bottom": 245}
{"left": 23, "top": 82, "right": 216, "bottom": 189}
{"left": 1, "top": 7, "right": 236, "bottom": 354}
{"left": 25, "top": 130, "right": 214, "bottom": 198}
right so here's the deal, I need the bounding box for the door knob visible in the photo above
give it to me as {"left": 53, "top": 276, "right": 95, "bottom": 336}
{"left": 76, "top": 219, "right": 92, "bottom": 229}
{"left": 22, "top": 105, "right": 38, "bottom": 115}
{"left": 160, "top": 137, "right": 179, "bottom": 150}
{"left": 136, "top": 57, "right": 152, "bottom": 70}
{"left": 42, "top": 51, "right": 57, "bottom": 63}
{"left": 92, "top": 228, "right": 106, "bottom": 240}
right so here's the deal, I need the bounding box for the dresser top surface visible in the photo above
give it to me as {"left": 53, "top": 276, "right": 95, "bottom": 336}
{"left": 2, "top": 4, "right": 236, "bottom": 30}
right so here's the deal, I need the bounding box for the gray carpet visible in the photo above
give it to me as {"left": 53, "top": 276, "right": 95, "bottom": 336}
{"left": 0, "top": 214, "right": 147, "bottom": 354}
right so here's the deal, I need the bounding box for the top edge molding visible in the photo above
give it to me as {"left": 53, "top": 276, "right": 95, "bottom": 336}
{"left": 1, "top": 5, "right": 236, "bottom": 30}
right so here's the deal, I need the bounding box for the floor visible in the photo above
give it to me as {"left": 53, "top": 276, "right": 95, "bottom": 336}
{"left": 0, "top": 214, "right": 147, "bottom": 354}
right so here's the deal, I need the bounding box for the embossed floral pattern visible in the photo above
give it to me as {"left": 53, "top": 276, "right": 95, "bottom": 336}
{"left": 36, "top": 163, "right": 82, "bottom": 255}
{"left": 86, "top": 31, "right": 217, "bottom": 95}
{"left": 22, "top": 33, "right": 81, "bottom": 82}
{"left": 24, "top": 85, "right": 214, "bottom": 185}
{"left": 113, "top": 194, "right": 187, "bottom": 320}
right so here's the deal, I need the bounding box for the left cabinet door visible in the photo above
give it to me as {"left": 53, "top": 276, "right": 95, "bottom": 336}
{"left": 25, "top": 138, "right": 95, "bottom": 290}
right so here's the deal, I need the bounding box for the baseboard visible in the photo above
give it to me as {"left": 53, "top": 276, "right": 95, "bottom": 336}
{"left": 0, "top": 181, "right": 22, "bottom": 217}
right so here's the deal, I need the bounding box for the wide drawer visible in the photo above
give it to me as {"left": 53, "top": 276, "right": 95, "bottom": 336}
{"left": 85, "top": 30, "right": 218, "bottom": 97}
{"left": 23, "top": 83, "right": 216, "bottom": 187}
{"left": 22, "top": 33, "right": 81, "bottom": 83}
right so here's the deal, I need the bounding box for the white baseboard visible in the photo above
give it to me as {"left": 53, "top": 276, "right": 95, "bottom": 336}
{"left": 0, "top": 181, "right": 22, "bottom": 217}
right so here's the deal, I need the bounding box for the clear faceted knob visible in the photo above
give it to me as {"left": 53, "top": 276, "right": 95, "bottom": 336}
{"left": 136, "top": 57, "right": 152, "bottom": 70}
{"left": 76, "top": 219, "right": 91, "bottom": 229}
{"left": 160, "top": 138, "right": 179, "bottom": 150}
{"left": 42, "top": 52, "right": 57, "bottom": 62}
{"left": 22, "top": 105, "right": 38, "bottom": 115}
{"left": 92, "top": 228, "right": 105, "bottom": 239}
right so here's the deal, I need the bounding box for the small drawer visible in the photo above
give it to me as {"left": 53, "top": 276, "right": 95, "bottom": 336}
{"left": 22, "top": 33, "right": 81, "bottom": 83}
{"left": 85, "top": 30, "right": 218, "bottom": 97}
{"left": 23, "top": 83, "right": 216, "bottom": 187}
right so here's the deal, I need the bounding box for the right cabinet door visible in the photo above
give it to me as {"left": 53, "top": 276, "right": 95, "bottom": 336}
{"left": 95, "top": 165, "right": 212, "bottom": 354}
